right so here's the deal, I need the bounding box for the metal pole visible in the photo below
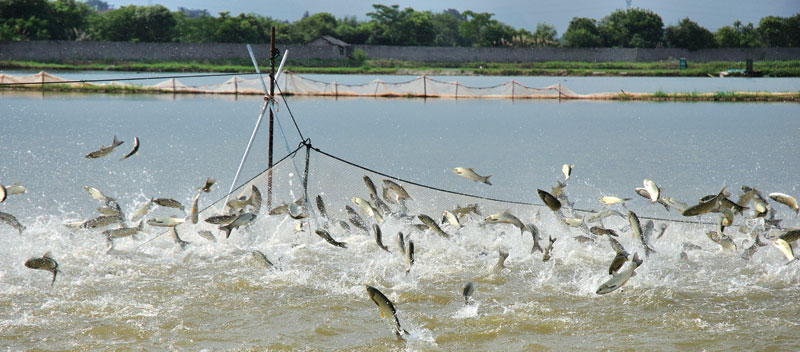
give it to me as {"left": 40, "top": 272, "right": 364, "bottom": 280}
{"left": 267, "top": 26, "right": 276, "bottom": 209}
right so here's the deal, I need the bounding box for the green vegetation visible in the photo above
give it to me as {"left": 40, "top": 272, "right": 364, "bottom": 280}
{"left": 1, "top": 1, "right": 799, "bottom": 50}
{"left": 4, "top": 59, "right": 800, "bottom": 77}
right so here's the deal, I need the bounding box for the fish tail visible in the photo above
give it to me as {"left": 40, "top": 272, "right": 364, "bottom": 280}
{"left": 483, "top": 175, "right": 492, "bottom": 186}
{"left": 532, "top": 242, "right": 543, "bottom": 254}
{"left": 220, "top": 224, "right": 233, "bottom": 239}
{"left": 51, "top": 269, "right": 58, "bottom": 286}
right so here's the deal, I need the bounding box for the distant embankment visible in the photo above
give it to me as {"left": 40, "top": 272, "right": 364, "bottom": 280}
{"left": 2, "top": 40, "right": 800, "bottom": 63}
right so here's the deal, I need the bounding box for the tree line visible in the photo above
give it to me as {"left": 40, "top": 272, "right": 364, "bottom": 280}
{"left": 2, "top": 0, "right": 799, "bottom": 49}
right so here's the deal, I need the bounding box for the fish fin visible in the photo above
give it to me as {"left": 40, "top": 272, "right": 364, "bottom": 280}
{"left": 380, "top": 311, "right": 385, "bottom": 318}
{"left": 43, "top": 251, "right": 54, "bottom": 259}
{"left": 51, "top": 269, "right": 58, "bottom": 286}
{"left": 484, "top": 175, "right": 492, "bottom": 186}
{"left": 221, "top": 224, "right": 233, "bottom": 239}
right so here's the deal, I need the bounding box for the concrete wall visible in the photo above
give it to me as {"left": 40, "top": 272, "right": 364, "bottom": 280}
{"left": 3, "top": 40, "right": 800, "bottom": 63}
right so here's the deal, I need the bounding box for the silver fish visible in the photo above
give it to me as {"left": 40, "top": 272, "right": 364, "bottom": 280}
{"left": 97, "top": 199, "right": 122, "bottom": 217}
{"left": 596, "top": 252, "right": 643, "bottom": 295}
{"left": 204, "top": 214, "right": 237, "bottom": 225}
{"left": 373, "top": 224, "right": 390, "bottom": 252}
{"left": 643, "top": 179, "right": 660, "bottom": 202}
{"left": 453, "top": 167, "right": 492, "bottom": 185}
{"left": 453, "top": 203, "right": 481, "bottom": 218}
{"left": 527, "top": 223, "right": 543, "bottom": 253}
{"left": 147, "top": 216, "right": 186, "bottom": 228}
{"left": 365, "top": 285, "right": 408, "bottom": 338}
{"left": 119, "top": 136, "right": 139, "bottom": 161}
{"left": 629, "top": 211, "right": 655, "bottom": 257}
{"left": 682, "top": 187, "right": 727, "bottom": 217}
{"left": 103, "top": 220, "right": 143, "bottom": 241}
{"left": 363, "top": 175, "right": 379, "bottom": 200}
{"left": 338, "top": 220, "right": 352, "bottom": 231}
{"left": 705, "top": 230, "right": 736, "bottom": 252}
{"left": 608, "top": 251, "right": 629, "bottom": 275}
{"left": 24, "top": 251, "right": 59, "bottom": 286}
{"left": 189, "top": 193, "right": 200, "bottom": 224}
{"left": 197, "top": 230, "right": 216, "bottom": 242}
{"left": 587, "top": 209, "right": 625, "bottom": 223}
{"left": 660, "top": 197, "right": 686, "bottom": 213}
{"left": 600, "top": 196, "right": 632, "bottom": 206}
{"left": 382, "top": 179, "right": 412, "bottom": 201}
{"left": 85, "top": 186, "right": 112, "bottom": 202}
{"left": 249, "top": 186, "right": 262, "bottom": 214}
{"left": 315, "top": 195, "right": 328, "bottom": 219}
{"left": 463, "top": 281, "right": 475, "bottom": 305}
{"left": 169, "top": 227, "right": 190, "bottom": 249}
{"left": 741, "top": 234, "right": 765, "bottom": 260}
{"left": 397, "top": 232, "right": 406, "bottom": 256}
{"left": 779, "top": 228, "right": 800, "bottom": 243}
{"left": 769, "top": 192, "right": 799, "bottom": 214}
{"left": 219, "top": 212, "right": 256, "bottom": 239}
{"left": 288, "top": 202, "right": 308, "bottom": 220}
{"left": 381, "top": 186, "right": 397, "bottom": 205}
{"left": 314, "top": 229, "right": 347, "bottom": 248}
{"left": 634, "top": 187, "right": 670, "bottom": 211}
{"left": 608, "top": 236, "right": 627, "bottom": 255}
{"left": 590, "top": 226, "right": 619, "bottom": 237}
{"left": 5, "top": 182, "right": 26, "bottom": 196}
{"left": 81, "top": 214, "right": 123, "bottom": 229}
{"left": 773, "top": 238, "right": 797, "bottom": 264}
{"left": 154, "top": 198, "right": 185, "bottom": 212}
{"left": 441, "top": 210, "right": 462, "bottom": 228}
{"left": 752, "top": 193, "right": 770, "bottom": 218}
{"left": 85, "top": 136, "right": 123, "bottom": 159}
{"left": 537, "top": 189, "right": 561, "bottom": 212}
{"left": 542, "top": 236, "right": 556, "bottom": 262}
{"left": 737, "top": 186, "right": 758, "bottom": 207}
{"left": 485, "top": 210, "right": 525, "bottom": 235}
{"left": 130, "top": 197, "right": 153, "bottom": 222}
{"left": 251, "top": 250, "right": 274, "bottom": 268}
{"left": 346, "top": 205, "right": 369, "bottom": 233}
{"left": 655, "top": 223, "right": 669, "bottom": 240}
{"left": 418, "top": 214, "right": 450, "bottom": 238}
{"left": 492, "top": 249, "right": 509, "bottom": 274}
{"left": 352, "top": 197, "right": 383, "bottom": 224}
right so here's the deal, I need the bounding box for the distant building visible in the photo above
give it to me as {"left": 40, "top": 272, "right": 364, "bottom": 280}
{"left": 307, "top": 35, "right": 352, "bottom": 58}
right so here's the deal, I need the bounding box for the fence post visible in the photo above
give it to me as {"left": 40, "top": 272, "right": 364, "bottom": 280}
{"left": 455, "top": 81, "right": 459, "bottom": 99}
{"left": 234, "top": 76, "right": 238, "bottom": 95}
{"left": 423, "top": 75, "right": 427, "bottom": 98}
{"left": 558, "top": 83, "right": 561, "bottom": 102}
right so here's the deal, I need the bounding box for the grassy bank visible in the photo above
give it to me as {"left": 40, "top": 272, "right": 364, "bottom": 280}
{"left": 2, "top": 59, "right": 800, "bottom": 77}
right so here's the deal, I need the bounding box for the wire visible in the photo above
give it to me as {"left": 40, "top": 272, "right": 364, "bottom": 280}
{"left": 0, "top": 72, "right": 257, "bottom": 86}
{"left": 274, "top": 81, "right": 305, "bottom": 142}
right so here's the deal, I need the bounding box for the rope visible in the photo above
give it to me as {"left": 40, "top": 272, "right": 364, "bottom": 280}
{"left": 274, "top": 81, "right": 305, "bottom": 142}
{"left": 0, "top": 72, "right": 256, "bottom": 86}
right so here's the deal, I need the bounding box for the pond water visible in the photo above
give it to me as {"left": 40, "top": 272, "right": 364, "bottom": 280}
{"left": 1, "top": 78, "right": 799, "bottom": 350}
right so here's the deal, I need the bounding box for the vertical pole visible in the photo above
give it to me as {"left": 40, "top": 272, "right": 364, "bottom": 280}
{"left": 423, "top": 75, "right": 427, "bottom": 98}
{"left": 558, "top": 83, "right": 561, "bottom": 102}
{"left": 267, "top": 26, "right": 276, "bottom": 209}
{"left": 234, "top": 76, "right": 238, "bottom": 95}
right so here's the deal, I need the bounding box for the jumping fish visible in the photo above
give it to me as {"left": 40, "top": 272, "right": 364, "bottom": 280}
{"left": 590, "top": 226, "right": 619, "bottom": 237}
{"left": 492, "top": 249, "right": 509, "bottom": 274}
{"left": 365, "top": 285, "right": 408, "bottom": 338}
{"left": 5, "top": 182, "right": 26, "bottom": 196}
{"left": 24, "top": 251, "right": 60, "bottom": 286}
{"left": 381, "top": 186, "right": 397, "bottom": 205}
{"left": 643, "top": 179, "right": 660, "bottom": 202}
{"left": 552, "top": 180, "right": 567, "bottom": 199}
{"left": 346, "top": 205, "right": 369, "bottom": 233}
{"left": 779, "top": 228, "right": 800, "bottom": 243}
{"left": 441, "top": 210, "right": 462, "bottom": 229}
{"left": 204, "top": 213, "right": 237, "bottom": 225}
{"left": 682, "top": 187, "right": 727, "bottom": 217}
{"left": 373, "top": 224, "right": 390, "bottom": 252}
{"left": 0, "top": 183, "right": 6, "bottom": 203}
{"left": 608, "top": 252, "right": 629, "bottom": 275}
{"left": 600, "top": 196, "right": 632, "bottom": 206}
{"left": 560, "top": 215, "right": 585, "bottom": 228}
{"left": 485, "top": 210, "right": 525, "bottom": 235}
{"left": 226, "top": 186, "right": 262, "bottom": 213}
{"left": 382, "top": 179, "right": 412, "bottom": 201}
{"left": 154, "top": 198, "right": 185, "bottom": 212}
{"left": 338, "top": 220, "right": 351, "bottom": 231}
{"left": 251, "top": 250, "right": 274, "bottom": 268}
{"left": 596, "top": 253, "right": 643, "bottom": 294}
{"left": 314, "top": 229, "right": 347, "bottom": 248}
{"left": 741, "top": 234, "right": 765, "bottom": 260}
{"left": 85, "top": 136, "right": 123, "bottom": 159}
{"left": 219, "top": 212, "right": 256, "bottom": 239}
{"left": 562, "top": 164, "right": 574, "bottom": 181}
{"left": 769, "top": 193, "right": 799, "bottom": 214}
{"left": 706, "top": 230, "right": 736, "bottom": 252}
{"left": 363, "top": 175, "right": 379, "bottom": 200}
{"left": 352, "top": 197, "right": 383, "bottom": 224}
{"left": 288, "top": 202, "right": 307, "bottom": 220}
{"left": 453, "top": 204, "right": 481, "bottom": 218}
{"left": 0, "top": 211, "right": 26, "bottom": 234}
{"left": 119, "top": 136, "right": 139, "bottom": 160}
{"left": 634, "top": 187, "right": 670, "bottom": 211}
{"left": 660, "top": 197, "right": 686, "bottom": 213}
{"left": 197, "top": 230, "right": 216, "bottom": 242}
{"left": 772, "top": 238, "right": 796, "bottom": 264}
{"left": 405, "top": 240, "right": 415, "bottom": 273}
{"left": 147, "top": 216, "right": 186, "bottom": 228}
{"left": 752, "top": 193, "right": 770, "bottom": 218}
{"left": 85, "top": 186, "right": 112, "bottom": 202}
{"left": 527, "top": 223, "right": 543, "bottom": 253}
{"left": 198, "top": 178, "right": 215, "bottom": 193}
{"left": 169, "top": 226, "right": 190, "bottom": 249}
{"left": 463, "top": 281, "right": 475, "bottom": 305}
{"left": 629, "top": 211, "right": 656, "bottom": 257}
{"left": 397, "top": 232, "right": 406, "bottom": 256}
{"left": 315, "top": 195, "right": 329, "bottom": 219}
{"left": 81, "top": 214, "right": 123, "bottom": 229}
{"left": 453, "top": 167, "right": 492, "bottom": 185}
{"left": 542, "top": 236, "right": 556, "bottom": 262}
{"left": 537, "top": 189, "right": 561, "bottom": 212}
{"left": 130, "top": 197, "right": 153, "bottom": 222}
{"left": 189, "top": 193, "right": 200, "bottom": 224}
{"left": 587, "top": 209, "right": 625, "bottom": 223}
{"left": 103, "top": 220, "right": 144, "bottom": 241}
{"left": 655, "top": 223, "right": 669, "bottom": 240}
{"left": 418, "top": 214, "right": 450, "bottom": 238}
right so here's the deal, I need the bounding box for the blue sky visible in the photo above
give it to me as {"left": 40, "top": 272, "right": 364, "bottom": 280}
{"left": 107, "top": 0, "right": 800, "bottom": 35}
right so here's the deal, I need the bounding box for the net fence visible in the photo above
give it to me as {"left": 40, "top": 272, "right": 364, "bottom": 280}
{"left": 1, "top": 71, "right": 584, "bottom": 99}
